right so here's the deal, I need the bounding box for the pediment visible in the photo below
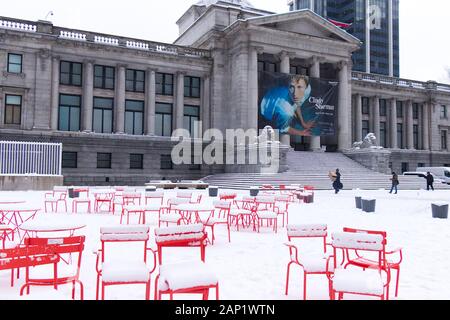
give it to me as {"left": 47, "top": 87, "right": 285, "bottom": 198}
{"left": 246, "top": 10, "right": 360, "bottom": 45}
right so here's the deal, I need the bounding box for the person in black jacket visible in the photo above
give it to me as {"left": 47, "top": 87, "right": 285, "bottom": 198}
{"left": 389, "top": 172, "right": 399, "bottom": 194}
{"left": 426, "top": 172, "right": 435, "bottom": 191}
{"left": 332, "top": 169, "right": 343, "bottom": 194}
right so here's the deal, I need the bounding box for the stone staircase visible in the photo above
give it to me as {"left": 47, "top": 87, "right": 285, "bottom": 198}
{"left": 203, "top": 150, "right": 450, "bottom": 190}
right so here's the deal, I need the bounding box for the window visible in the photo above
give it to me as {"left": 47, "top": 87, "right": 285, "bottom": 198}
{"left": 413, "top": 103, "right": 419, "bottom": 120}
{"left": 397, "top": 123, "right": 403, "bottom": 149}
{"left": 418, "top": 163, "right": 425, "bottom": 168}
{"left": 160, "top": 154, "right": 173, "bottom": 170}
{"left": 396, "top": 101, "right": 403, "bottom": 118}
{"left": 125, "top": 100, "right": 144, "bottom": 135}
{"left": 380, "top": 122, "right": 387, "bottom": 148}
{"left": 97, "top": 153, "right": 112, "bottom": 169}
{"left": 156, "top": 73, "right": 173, "bottom": 96}
{"left": 7, "top": 53, "right": 22, "bottom": 73}
{"left": 62, "top": 152, "right": 77, "bottom": 168}
{"left": 126, "top": 69, "right": 145, "bottom": 93}
{"left": 94, "top": 65, "right": 115, "bottom": 90}
{"left": 290, "top": 66, "right": 307, "bottom": 75}
{"left": 362, "top": 120, "right": 369, "bottom": 138}
{"left": 361, "top": 97, "right": 370, "bottom": 115}
{"left": 155, "top": 103, "right": 173, "bottom": 137}
{"left": 184, "top": 76, "right": 200, "bottom": 98}
{"left": 441, "top": 106, "right": 447, "bottom": 119}
{"left": 401, "top": 162, "right": 409, "bottom": 174}
{"left": 130, "top": 154, "right": 143, "bottom": 170}
{"left": 4, "top": 95, "right": 22, "bottom": 125}
{"left": 258, "top": 61, "right": 277, "bottom": 73}
{"left": 379, "top": 99, "right": 387, "bottom": 117}
{"left": 93, "top": 97, "right": 113, "bottom": 133}
{"left": 413, "top": 125, "right": 419, "bottom": 150}
{"left": 184, "top": 105, "right": 200, "bottom": 138}
{"left": 60, "top": 61, "right": 82, "bottom": 86}
{"left": 58, "top": 94, "right": 81, "bottom": 131}
{"left": 441, "top": 130, "right": 448, "bottom": 150}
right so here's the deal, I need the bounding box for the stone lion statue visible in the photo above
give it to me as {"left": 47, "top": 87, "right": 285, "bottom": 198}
{"left": 352, "top": 133, "right": 377, "bottom": 149}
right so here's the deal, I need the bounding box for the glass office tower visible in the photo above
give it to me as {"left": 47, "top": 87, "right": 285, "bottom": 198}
{"left": 288, "top": 0, "right": 399, "bottom": 77}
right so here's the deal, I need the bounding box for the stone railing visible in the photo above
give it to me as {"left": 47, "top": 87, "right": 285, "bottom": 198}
{"left": 0, "top": 16, "right": 211, "bottom": 59}
{"left": 0, "top": 19, "right": 36, "bottom": 32}
{"left": 352, "top": 71, "right": 450, "bottom": 93}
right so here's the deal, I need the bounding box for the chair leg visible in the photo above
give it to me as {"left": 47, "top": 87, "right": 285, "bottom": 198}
{"left": 395, "top": 267, "right": 400, "bottom": 297}
{"left": 145, "top": 281, "right": 150, "bottom": 300}
{"left": 285, "top": 263, "right": 292, "bottom": 295}
{"left": 202, "top": 289, "right": 209, "bottom": 300}
{"left": 101, "top": 283, "right": 105, "bottom": 300}
{"left": 96, "top": 275, "right": 100, "bottom": 300}
{"left": 303, "top": 272, "right": 307, "bottom": 300}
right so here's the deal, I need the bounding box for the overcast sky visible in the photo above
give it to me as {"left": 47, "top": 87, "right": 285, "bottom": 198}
{"left": 2, "top": 0, "right": 449, "bottom": 83}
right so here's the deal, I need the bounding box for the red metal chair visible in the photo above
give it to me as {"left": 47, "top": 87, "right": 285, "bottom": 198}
{"left": 154, "top": 224, "right": 218, "bottom": 300}
{"left": 254, "top": 196, "right": 277, "bottom": 233}
{"left": 0, "top": 224, "right": 14, "bottom": 249}
{"left": 44, "top": 192, "right": 67, "bottom": 213}
{"left": 326, "top": 232, "right": 391, "bottom": 300}
{"left": 72, "top": 196, "right": 91, "bottom": 213}
{"left": 343, "top": 227, "right": 403, "bottom": 298}
{"left": 274, "top": 195, "right": 291, "bottom": 227}
{"left": 95, "top": 226, "right": 157, "bottom": 300}
{"left": 201, "top": 201, "right": 231, "bottom": 245}
{"left": 19, "top": 236, "right": 86, "bottom": 300}
{"left": 145, "top": 191, "right": 164, "bottom": 206}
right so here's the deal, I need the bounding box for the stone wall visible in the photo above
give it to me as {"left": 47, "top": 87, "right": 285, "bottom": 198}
{"left": 0, "top": 175, "right": 63, "bottom": 191}
{"left": 343, "top": 149, "right": 392, "bottom": 174}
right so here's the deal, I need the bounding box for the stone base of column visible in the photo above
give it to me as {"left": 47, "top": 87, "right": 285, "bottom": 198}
{"left": 310, "top": 136, "right": 321, "bottom": 151}
{"left": 280, "top": 134, "right": 291, "bottom": 146}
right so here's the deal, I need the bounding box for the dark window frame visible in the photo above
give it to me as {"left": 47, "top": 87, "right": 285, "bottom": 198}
{"left": 7, "top": 53, "right": 23, "bottom": 73}
{"left": 130, "top": 153, "right": 144, "bottom": 170}
{"left": 160, "top": 154, "right": 173, "bottom": 170}
{"left": 184, "top": 76, "right": 201, "bottom": 98}
{"left": 97, "top": 153, "right": 112, "bottom": 169}
{"left": 155, "top": 73, "right": 174, "bottom": 96}
{"left": 62, "top": 151, "right": 77, "bottom": 168}
{"left": 4, "top": 94, "right": 22, "bottom": 125}
{"left": 58, "top": 94, "right": 81, "bottom": 132}
{"left": 155, "top": 102, "right": 173, "bottom": 137}
{"left": 92, "top": 97, "right": 114, "bottom": 134}
{"left": 441, "top": 130, "right": 448, "bottom": 150}
{"left": 441, "top": 105, "right": 447, "bottom": 119}
{"left": 362, "top": 97, "right": 370, "bottom": 115}
{"left": 125, "top": 99, "right": 144, "bottom": 135}
{"left": 125, "top": 69, "right": 145, "bottom": 93}
{"left": 183, "top": 105, "right": 200, "bottom": 138}
{"left": 60, "top": 61, "right": 82, "bottom": 86}
{"left": 94, "top": 65, "right": 115, "bottom": 90}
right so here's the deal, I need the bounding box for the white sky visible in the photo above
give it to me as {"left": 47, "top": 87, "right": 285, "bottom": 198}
{"left": 2, "top": 0, "right": 449, "bottom": 83}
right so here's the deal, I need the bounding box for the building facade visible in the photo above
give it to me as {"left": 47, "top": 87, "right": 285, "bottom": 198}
{"left": 288, "top": 0, "right": 400, "bottom": 77}
{"left": 0, "top": 0, "right": 449, "bottom": 185}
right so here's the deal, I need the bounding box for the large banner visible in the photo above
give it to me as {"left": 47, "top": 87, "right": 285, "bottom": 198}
{"left": 259, "top": 71, "right": 339, "bottom": 137}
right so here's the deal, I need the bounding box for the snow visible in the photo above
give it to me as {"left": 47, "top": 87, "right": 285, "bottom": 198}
{"left": 1, "top": 188, "right": 450, "bottom": 300}
{"left": 287, "top": 224, "right": 327, "bottom": 237}
{"left": 158, "top": 262, "right": 218, "bottom": 291}
{"left": 102, "top": 261, "right": 151, "bottom": 283}
{"left": 333, "top": 268, "right": 384, "bottom": 296}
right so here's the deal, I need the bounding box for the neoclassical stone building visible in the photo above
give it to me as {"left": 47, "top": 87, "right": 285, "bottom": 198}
{"left": 1, "top": 0, "right": 450, "bottom": 185}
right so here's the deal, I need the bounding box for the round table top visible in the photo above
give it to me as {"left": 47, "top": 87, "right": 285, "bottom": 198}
{"left": 20, "top": 221, "right": 86, "bottom": 232}
{"left": 0, "top": 204, "right": 40, "bottom": 212}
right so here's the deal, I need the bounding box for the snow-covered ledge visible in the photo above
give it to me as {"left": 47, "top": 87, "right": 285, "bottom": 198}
{"left": 343, "top": 149, "right": 392, "bottom": 174}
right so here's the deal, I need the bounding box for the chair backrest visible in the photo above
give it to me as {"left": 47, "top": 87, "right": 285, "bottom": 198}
{"left": 287, "top": 224, "right": 327, "bottom": 239}
{"left": 304, "top": 186, "right": 315, "bottom": 192}
{"left": 212, "top": 201, "right": 231, "bottom": 218}
{"left": 191, "top": 194, "right": 202, "bottom": 204}
{"left": 23, "top": 236, "right": 85, "bottom": 276}
{"left": 154, "top": 224, "right": 207, "bottom": 265}
{"left": 343, "top": 227, "right": 387, "bottom": 241}
{"left": 177, "top": 191, "right": 193, "bottom": 199}
{"left": 167, "top": 197, "right": 190, "bottom": 208}
{"left": 146, "top": 191, "right": 164, "bottom": 198}
{"left": 100, "top": 226, "right": 150, "bottom": 262}
{"left": 0, "top": 245, "right": 60, "bottom": 271}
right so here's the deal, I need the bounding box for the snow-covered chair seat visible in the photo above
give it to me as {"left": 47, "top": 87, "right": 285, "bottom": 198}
{"left": 95, "top": 226, "right": 156, "bottom": 300}
{"left": 327, "top": 232, "right": 390, "bottom": 300}
{"left": 154, "top": 224, "right": 216, "bottom": 300}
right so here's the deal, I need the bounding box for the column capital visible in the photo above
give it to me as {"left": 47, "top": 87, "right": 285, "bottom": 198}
{"left": 306, "top": 55, "right": 326, "bottom": 66}
{"left": 251, "top": 46, "right": 265, "bottom": 55}
{"left": 83, "top": 59, "right": 95, "bottom": 65}
{"left": 278, "top": 50, "right": 296, "bottom": 61}
{"left": 146, "top": 67, "right": 158, "bottom": 73}
{"left": 176, "top": 71, "right": 187, "bottom": 76}
{"left": 117, "top": 63, "right": 128, "bottom": 69}
{"left": 52, "top": 55, "right": 61, "bottom": 61}
{"left": 336, "top": 60, "right": 349, "bottom": 71}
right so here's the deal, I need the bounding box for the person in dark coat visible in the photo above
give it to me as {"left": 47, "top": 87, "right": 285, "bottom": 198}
{"left": 389, "top": 172, "right": 399, "bottom": 194}
{"left": 332, "top": 169, "right": 343, "bottom": 194}
{"left": 426, "top": 172, "right": 435, "bottom": 191}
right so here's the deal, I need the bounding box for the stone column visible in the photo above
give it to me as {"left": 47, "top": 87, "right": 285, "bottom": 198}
{"left": 145, "top": 68, "right": 156, "bottom": 135}
{"left": 309, "top": 56, "right": 321, "bottom": 151}
{"left": 407, "top": 100, "right": 414, "bottom": 149}
{"left": 390, "top": 98, "right": 397, "bottom": 149}
{"left": 422, "top": 101, "right": 430, "bottom": 150}
{"left": 175, "top": 71, "right": 185, "bottom": 132}
{"left": 373, "top": 96, "right": 380, "bottom": 146}
{"left": 50, "top": 56, "right": 60, "bottom": 130}
{"left": 248, "top": 46, "right": 261, "bottom": 132}
{"left": 115, "top": 64, "right": 126, "bottom": 134}
{"left": 82, "top": 60, "right": 94, "bottom": 132}
{"left": 355, "top": 94, "right": 363, "bottom": 143}
{"left": 337, "top": 61, "right": 351, "bottom": 150}
{"left": 279, "top": 51, "right": 291, "bottom": 146}
{"left": 202, "top": 75, "right": 211, "bottom": 135}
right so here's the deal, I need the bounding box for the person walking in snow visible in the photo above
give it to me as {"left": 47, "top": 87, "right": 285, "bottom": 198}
{"left": 389, "top": 172, "right": 399, "bottom": 194}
